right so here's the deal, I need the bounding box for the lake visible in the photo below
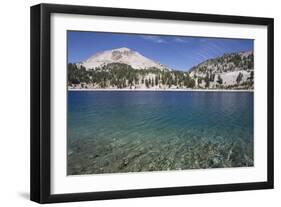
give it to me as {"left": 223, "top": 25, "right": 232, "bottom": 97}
{"left": 67, "top": 91, "right": 254, "bottom": 175}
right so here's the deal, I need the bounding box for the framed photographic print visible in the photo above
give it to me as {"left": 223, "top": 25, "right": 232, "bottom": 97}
{"left": 30, "top": 3, "right": 274, "bottom": 203}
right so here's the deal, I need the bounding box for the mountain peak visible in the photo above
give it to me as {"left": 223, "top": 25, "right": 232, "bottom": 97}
{"left": 113, "top": 47, "right": 132, "bottom": 52}
{"left": 79, "top": 47, "right": 170, "bottom": 71}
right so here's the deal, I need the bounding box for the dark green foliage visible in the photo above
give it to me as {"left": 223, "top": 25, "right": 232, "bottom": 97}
{"left": 248, "top": 71, "right": 254, "bottom": 82}
{"left": 236, "top": 72, "right": 243, "bottom": 84}
{"left": 210, "top": 73, "right": 215, "bottom": 82}
{"left": 145, "top": 79, "right": 149, "bottom": 88}
{"left": 232, "top": 54, "right": 241, "bottom": 67}
{"left": 204, "top": 73, "right": 210, "bottom": 88}
{"left": 155, "top": 75, "right": 159, "bottom": 86}
{"left": 247, "top": 54, "right": 254, "bottom": 69}
{"left": 246, "top": 70, "right": 254, "bottom": 88}
{"left": 188, "top": 79, "right": 195, "bottom": 88}
{"left": 217, "top": 75, "right": 223, "bottom": 84}
{"left": 68, "top": 63, "right": 90, "bottom": 85}
{"left": 197, "top": 77, "right": 203, "bottom": 85}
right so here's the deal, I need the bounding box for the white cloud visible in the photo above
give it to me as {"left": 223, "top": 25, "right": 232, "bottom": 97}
{"left": 141, "top": 35, "right": 194, "bottom": 44}
{"left": 140, "top": 35, "right": 166, "bottom": 43}
{"left": 173, "top": 37, "right": 190, "bottom": 43}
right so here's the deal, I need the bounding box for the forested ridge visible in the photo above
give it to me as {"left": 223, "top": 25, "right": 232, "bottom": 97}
{"left": 68, "top": 51, "right": 254, "bottom": 90}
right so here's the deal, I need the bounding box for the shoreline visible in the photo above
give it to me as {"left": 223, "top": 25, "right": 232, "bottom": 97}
{"left": 68, "top": 88, "right": 254, "bottom": 92}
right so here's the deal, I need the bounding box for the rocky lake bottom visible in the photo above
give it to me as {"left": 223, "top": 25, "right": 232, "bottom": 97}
{"left": 67, "top": 91, "right": 254, "bottom": 175}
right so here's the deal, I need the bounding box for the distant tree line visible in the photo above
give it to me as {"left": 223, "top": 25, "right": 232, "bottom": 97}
{"left": 68, "top": 63, "right": 196, "bottom": 89}
{"left": 190, "top": 52, "right": 254, "bottom": 74}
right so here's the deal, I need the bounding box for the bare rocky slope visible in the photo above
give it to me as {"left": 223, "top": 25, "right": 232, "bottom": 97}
{"left": 189, "top": 51, "right": 254, "bottom": 89}
{"left": 77, "top": 47, "right": 170, "bottom": 71}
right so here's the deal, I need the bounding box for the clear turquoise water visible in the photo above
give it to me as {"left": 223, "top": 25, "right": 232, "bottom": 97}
{"left": 67, "top": 91, "right": 254, "bottom": 175}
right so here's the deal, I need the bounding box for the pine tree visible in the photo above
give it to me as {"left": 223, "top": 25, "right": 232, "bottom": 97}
{"left": 145, "top": 79, "right": 149, "bottom": 88}
{"left": 155, "top": 76, "right": 159, "bottom": 86}
{"left": 236, "top": 72, "right": 243, "bottom": 84}
{"left": 217, "top": 75, "right": 223, "bottom": 84}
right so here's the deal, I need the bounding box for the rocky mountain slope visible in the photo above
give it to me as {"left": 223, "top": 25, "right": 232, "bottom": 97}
{"left": 190, "top": 51, "right": 254, "bottom": 89}
{"left": 77, "top": 47, "right": 170, "bottom": 71}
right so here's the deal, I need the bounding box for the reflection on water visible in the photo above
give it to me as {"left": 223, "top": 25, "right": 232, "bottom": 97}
{"left": 67, "top": 91, "right": 254, "bottom": 175}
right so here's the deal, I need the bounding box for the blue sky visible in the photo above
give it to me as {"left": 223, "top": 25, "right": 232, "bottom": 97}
{"left": 68, "top": 31, "right": 253, "bottom": 71}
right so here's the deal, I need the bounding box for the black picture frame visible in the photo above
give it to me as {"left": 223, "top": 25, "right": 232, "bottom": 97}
{"left": 30, "top": 3, "right": 274, "bottom": 204}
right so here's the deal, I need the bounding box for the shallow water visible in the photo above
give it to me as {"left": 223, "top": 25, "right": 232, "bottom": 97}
{"left": 67, "top": 91, "right": 254, "bottom": 175}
